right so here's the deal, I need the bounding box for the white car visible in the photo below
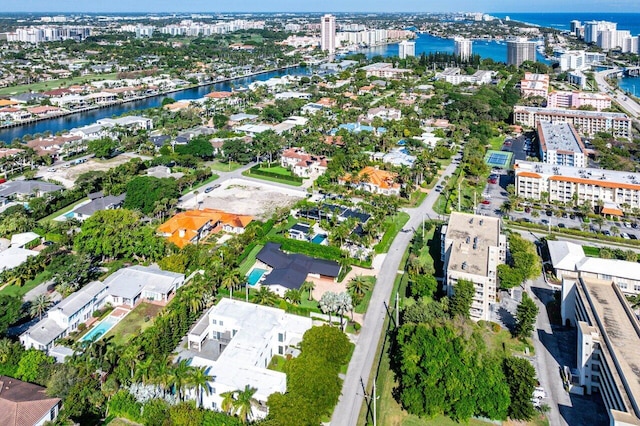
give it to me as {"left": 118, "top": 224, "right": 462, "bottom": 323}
{"left": 47, "top": 167, "right": 56, "bottom": 172}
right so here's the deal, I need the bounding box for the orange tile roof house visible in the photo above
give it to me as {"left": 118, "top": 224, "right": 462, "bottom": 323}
{"left": 340, "top": 166, "right": 400, "bottom": 196}
{"left": 0, "top": 376, "right": 61, "bottom": 426}
{"left": 158, "top": 209, "right": 253, "bottom": 248}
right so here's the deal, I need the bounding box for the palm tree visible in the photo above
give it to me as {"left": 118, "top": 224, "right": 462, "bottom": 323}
{"left": 253, "top": 287, "right": 277, "bottom": 306}
{"left": 0, "top": 338, "right": 14, "bottom": 363}
{"left": 335, "top": 292, "right": 353, "bottom": 326}
{"left": 233, "top": 385, "right": 259, "bottom": 424}
{"left": 220, "top": 390, "right": 236, "bottom": 415}
{"left": 135, "top": 356, "right": 155, "bottom": 384}
{"left": 284, "top": 289, "right": 302, "bottom": 305}
{"left": 170, "top": 359, "right": 192, "bottom": 401}
{"left": 300, "top": 280, "right": 315, "bottom": 301}
{"left": 29, "top": 294, "right": 52, "bottom": 320}
{"left": 187, "top": 365, "right": 213, "bottom": 408}
{"left": 319, "top": 291, "right": 338, "bottom": 325}
{"left": 348, "top": 275, "right": 371, "bottom": 298}
{"left": 222, "top": 271, "right": 241, "bottom": 299}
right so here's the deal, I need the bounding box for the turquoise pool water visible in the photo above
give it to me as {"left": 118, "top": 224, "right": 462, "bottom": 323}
{"left": 311, "top": 234, "right": 327, "bottom": 244}
{"left": 64, "top": 211, "right": 75, "bottom": 219}
{"left": 247, "top": 268, "right": 267, "bottom": 286}
{"left": 81, "top": 315, "right": 119, "bottom": 342}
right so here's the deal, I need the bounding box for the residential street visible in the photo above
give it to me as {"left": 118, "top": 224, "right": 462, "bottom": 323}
{"left": 330, "top": 158, "right": 460, "bottom": 426}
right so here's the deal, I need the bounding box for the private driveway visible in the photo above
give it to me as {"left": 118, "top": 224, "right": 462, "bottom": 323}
{"left": 330, "top": 158, "right": 460, "bottom": 426}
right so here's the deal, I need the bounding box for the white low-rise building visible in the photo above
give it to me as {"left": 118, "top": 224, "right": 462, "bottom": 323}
{"left": 183, "top": 299, "right": 313, "bottom": 419}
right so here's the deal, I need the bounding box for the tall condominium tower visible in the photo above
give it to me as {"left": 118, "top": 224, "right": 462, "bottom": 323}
{"left": 398, "top": 40, "right": 416, "bottom": 59}
{"left": 583, "top": 20, "right": 616, "bottom": 44}
{"left": 320, "top": 14, "right": 336, "bottom": 54}
{"left": 454, "top": 37, "right": 473, "bottom": 61}
{"left": 507, "top": 38, "right": 536, "bottom": 66}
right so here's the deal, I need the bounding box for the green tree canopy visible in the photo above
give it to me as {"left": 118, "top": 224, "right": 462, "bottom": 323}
{"left": 88, "top": 137, "right": 119, "bottom": 159}
{"left": 514, "top": 292, "right": 539, "bottom": 339}
{"left": 0, "top": 295, "right": 23, "bottom": 336}
{"left": 124, "top": 176, "right": 179, "bottom": 215}
{"left": 449, "top": 279, "right": 475, "bottom": 319}
{"left": 503, "top": 356, "right": 537, "bottom": 420}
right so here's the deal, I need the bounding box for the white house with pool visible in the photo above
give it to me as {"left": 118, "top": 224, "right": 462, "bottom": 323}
{"left": 20, "top": 265, "right": 185, "bottom": 354}
{"left": 180, "top": 299, "right": 312, "bottom": 419}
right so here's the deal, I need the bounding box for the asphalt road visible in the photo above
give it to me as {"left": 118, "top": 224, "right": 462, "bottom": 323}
{"left": 330, "top": 157, "right": 460, "bottom": 426}
{"left": 595, "top": 69, "right": 640, "bottom": 118}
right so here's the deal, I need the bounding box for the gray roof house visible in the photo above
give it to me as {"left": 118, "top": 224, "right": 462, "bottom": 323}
{"left": 0, "top": 180, "right": 63, "bottom": 200}
{"left": 104, "top": 265, "right": 185, "bottom": 307}
{"left": 256, "top": 243, "right": 340, "bottom": 297}
{"left": 70, "top": 193, "right": 126, "bottom": 221}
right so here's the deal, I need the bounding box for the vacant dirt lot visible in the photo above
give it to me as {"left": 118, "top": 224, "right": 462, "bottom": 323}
{"left": 195, "top": 178, "right": 305, "bottom": 219}
{"left": 39, "top": 153, "right": 150, "bottom": 188}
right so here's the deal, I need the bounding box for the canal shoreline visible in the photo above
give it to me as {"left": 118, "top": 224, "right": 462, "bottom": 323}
{"left": 0, "top": 63, "right": 306, "bottom": 133}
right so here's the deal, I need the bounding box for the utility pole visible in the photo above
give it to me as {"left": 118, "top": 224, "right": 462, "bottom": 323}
{"left": 372, "top": 379, "right": 377, "bottom": 426}
{"left": 395, "top": 291, "right": 399, "bottom": 326}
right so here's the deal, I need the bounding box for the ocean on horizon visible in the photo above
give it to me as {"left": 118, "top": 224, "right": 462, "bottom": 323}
{"left": 492, "top": 13, "right": 640, "bottom": 36}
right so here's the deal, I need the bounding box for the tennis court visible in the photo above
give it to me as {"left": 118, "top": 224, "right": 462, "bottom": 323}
{"left": 484, "top": 150, "right": 513, "bottom": 169}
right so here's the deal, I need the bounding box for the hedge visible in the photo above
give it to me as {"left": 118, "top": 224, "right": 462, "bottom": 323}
{"left": 267, "top": 235, "right": 344, "bottom": 261}
{"left": 248, "top": 164, "right": 303, "bottom": 183}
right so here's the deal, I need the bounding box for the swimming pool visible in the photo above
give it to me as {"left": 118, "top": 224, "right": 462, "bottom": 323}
{"left": 311, "top": 234, "right": 327, "bottom": 244}
{"left": 247, "top": 268, "right": 267, "bottom": 286}
{"left": 63, "top": 211, "right": 76, "bottom": 219}
{"left": 81, "top": 315, "right": 119, "bottom": 342}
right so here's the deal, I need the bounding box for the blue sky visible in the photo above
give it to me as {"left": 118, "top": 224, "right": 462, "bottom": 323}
{"left": 3, "top": 0, "right": 640, "bottom": 13}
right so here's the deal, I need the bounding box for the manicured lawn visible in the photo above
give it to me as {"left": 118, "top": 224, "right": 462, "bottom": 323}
{"left": 0, "top": 270, "right": 52, "bottom": 297}
{"left": 242, "top": 169, "right": 303, "bottom": 187}
{"left": 488, "top": 135, "right": 504, "bottom": 150}
{"left": 104, "top": 302, "right": 163, "bottom": 346}
{"left": 255, "top": 165, "right": 293, "bottom": 176}
{"left": 583, "top": 246, "right": 600, "bottom": 257}
{"left": 0, "top": 72, "right": 119, "bottom": 95}
{"left": 353, "top": 276, "right": 376, "bottom": 314}
{"left": 267, "top": 355, "right": 288, "bottom": 373}
{"left": 374, "top": 212, "right": 410, "bottom": 254}
{"left": 38, "top": 197, "right": 89, "bottom": 224}
{"left": 210, "top": 160, "right": 244, "bottom": 172}
{"left": 239, "top": 244, "right": 264, "bottom": 276}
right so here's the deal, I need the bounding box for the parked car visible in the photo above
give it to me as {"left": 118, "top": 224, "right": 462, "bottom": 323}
{"left": 481, "top": 199, "right": 491, "bottom": 205}
{"left": 545, "top": 210, "right": 553, "bottom": 217}
{"left": 558, "top": 223, "right": 566, "bottom": 228}
{"left": 47, "top": 167, "right": 56, "bottom": 172}
{"left": 524, "top": 207, "right": 531, "bottom": 213}
{"left": 630, "top": 234, "right": 638, "bottom": 240}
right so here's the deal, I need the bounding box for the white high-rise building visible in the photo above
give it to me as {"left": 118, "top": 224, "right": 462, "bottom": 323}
{"left": 454, "top": 37, "right": 473, "bottom": 61}
{"left": 398, "top": 40, "right": 416, "bottom": 59}
{"left": 570, "top": 20, "right": 582, "bottom": 37}
{"left": 320, "top": 14, "right": 336, "bottom": 54}
{"left": 507, "top": 38, "right": 536, "bottom": 66}
{"left": 583, "top": 20, "right": 617, "bottom": 44}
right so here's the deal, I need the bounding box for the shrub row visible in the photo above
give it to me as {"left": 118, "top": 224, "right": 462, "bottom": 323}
{"left": 249, "top": 165, "right": 303, "bottom": 183}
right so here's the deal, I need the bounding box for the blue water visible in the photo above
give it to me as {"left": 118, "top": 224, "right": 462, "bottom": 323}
{"left": 492, "top": 13, "right": 640, "bottom": 35}
{"left": 246, "top": 268, "right": 267, "bottom": 286}
{"left": 359, "top": 33, "right": 549, "bottom": 65}
{"left": 311, "top": 234, "right": 327, "bottom": 245}
{"left": 63, "top": 211, "right": 75, "bottom": 219}
{"left": 81, "top": 315, "right": 118, "bottom": 342}
{"left": 0, "top": 67, "right": 310, "bottom": 143}
{"left": 620, "top": 78, "right": 640, "bottom": 97}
